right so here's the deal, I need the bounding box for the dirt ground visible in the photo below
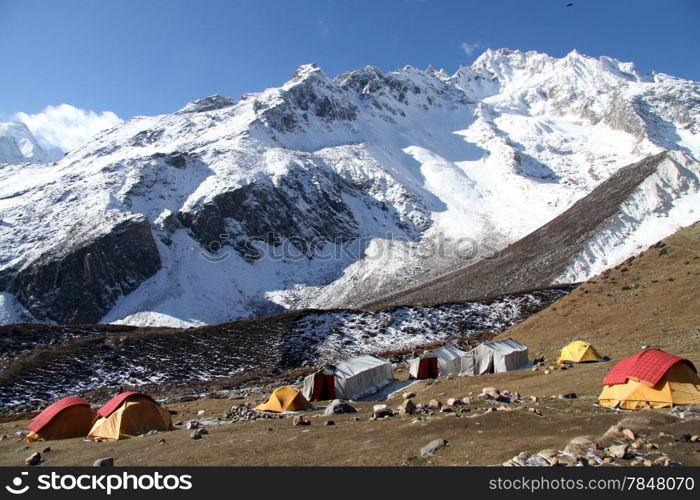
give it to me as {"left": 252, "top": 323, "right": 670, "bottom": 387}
{"left": 0, "top": 223, "right": 698, "bottom": 467}
{"left": 1, "top": 362, "right": 699, "bottom": 467}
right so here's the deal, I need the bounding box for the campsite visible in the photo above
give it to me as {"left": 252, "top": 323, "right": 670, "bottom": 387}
{"left": 0, "top": 221, "right": 699, "bottom": 466}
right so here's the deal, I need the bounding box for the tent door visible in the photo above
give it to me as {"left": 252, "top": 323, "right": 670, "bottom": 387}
{"left": 311, "top": 374, "right": 336, "bottom": 400}
{"left": 416, "top": 357, "right": 439, "bottom": 379}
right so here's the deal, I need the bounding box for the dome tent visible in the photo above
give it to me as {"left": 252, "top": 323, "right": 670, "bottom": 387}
{"left": 87, "top": 392, "right": 174, "bottom": 441}
{"left": 25, "top": 396, "right": 95, "bottom": 442}
{"left": 598, "top": 349, "right": 700, "bottom": 409}
{"left": 557, "top": 340, "right": 603, "bottom": 364}
{"left": 255, "top": 386, "right": 312, "bottom": 412}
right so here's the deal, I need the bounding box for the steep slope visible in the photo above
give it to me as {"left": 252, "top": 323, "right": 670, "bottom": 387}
{"left": 0, "top": 122, "right": 63, "bottom": 164}
{"left": 494, "top": 221, "right": 700, "bottom": 363}
{"left": 1, "top": 49, "right": 699, "bottom": 326}
{"left": 364, "top": 151, "right": 700, "bottom": 309}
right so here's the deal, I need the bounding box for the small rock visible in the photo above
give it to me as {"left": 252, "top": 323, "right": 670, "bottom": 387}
{"left": 351, "top": 417, "right": 360, "bottom": 422}
{"left": 93, "top": 457, "right": 114, "bottom": 467}
{"left": 558, "top": 393, "right": 577, "bottom": 399}
{"left": 565, "top": 436, "right": 595, "bottom": 455}
{"left": 607, "top": 444, "right": 629, "bottom": 459}
{"left": 481, "top": 387, "right": 500, "bottom": 399}
{"left": 531, "top": 366, "right": 539, "bottom": 371}
{"left": 197, "top": 410, "right": 206, "bottom": 416}
{"left": 691, "top": 435, "right": 700, "bottom": 442}
{"left": 427, "top": 399, "right": 442, "bottom": 409}
{"left": 622, "top": 428, "right": 636, "bottom": 441}
{"left": 461, "top": 397, "right": 472, "bottom": 405}
{"left": 544, "top": 370, "right": 551, "bottom": 375}
{"left": 324, "top": 420, "right": 335, "bottom": 426}
{"left": 42, "top": 447, "right": 51, "bottom": 453}
{"left": 158, "top": 438, "right": 166, "bottom": 444}
{"left": 190, "top": 430, "right": 204, "bottom": 440}
{"left": 186, "top": 421, "right": 199, "bottom": 430}
{"left": 402, "top": 392, "right": 416, "bottom": 399}
{"left": 537, "top": 449, "right": 558, "bottom": 461}
{"left": 440, "top": 406, "right": 453, "bottom": 413}
{"left": 398, "top": 399, "right": 416, "bottom": 415}
{"left": 0, "top": 435, "right": 7, "bottom": 441}
{"left": 420, "top": 438, "right": 448, "bottom": 457}
{"left": 25, "top": 452, "right": 42, "bottom": 466}
{"left": 529, "top": 396, "right": 539, "bottom": 403}
{"left": 292, "top": 416, "right": 311, "bottom": 426}
{"left": 373, "top": 404, "right": 394, "bottom": 418}
{"left": 446, "top": 398, "right": 460, "bottom": 406}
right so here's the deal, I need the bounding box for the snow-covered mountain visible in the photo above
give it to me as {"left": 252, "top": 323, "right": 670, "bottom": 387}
{"left": 0, "top": 48, "right": 698, "bottom": 326}
{"left": 0, "top": 121, "right": 64, "bottom": 165}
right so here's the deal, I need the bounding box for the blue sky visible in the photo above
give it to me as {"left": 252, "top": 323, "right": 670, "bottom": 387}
{"left": 1, "top": 0, "right": 699, "bottom": 122}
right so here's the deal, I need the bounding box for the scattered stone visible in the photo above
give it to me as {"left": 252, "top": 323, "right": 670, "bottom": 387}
{"left": 607, "top": 444, "right": 629, "bottom": 459}
{"left": 398, "top": 399, "right": 416, "bottom": 415}
{"left": 528, "top": 408, "right": 543, "bottom": 417}
{"left": 190, "top": 430, "right": 204, "bottom": 440}
{"left": 0, "top": 435, "right": 7, "bottom": 441}
{"left": 529, "top": 396, "right": 539, "bottom": 403}
{"left": 42, "top": 447, "right": 51, "bottom": 453}
{"left": 691, "top": 435, "right": 700, "bottom": 442}
{"left": 93, "top": 457, "right": 114, "bottom": 467}
{"left": 544, "top": 370, "right": 551, "bottom": 375}
{"left": 402, "top": 392, "right": 416, "bottom": 399}
{"left": 323, "top": 400, "right": 357, "bottom": 416}
{"left": 373, "top": 404, "right": 394, "bottom": 418}
{"left": 420, "top": 438, "right": 448, "bottom": 457}
{"left": 461, "top": 397, "right": 472, "bottom": 405}
{"left": 496, "top": 406, "right": 512, "bottom": 412}
{"left": 197, "top": 410, "right": 206, "bottom": 416}
{"left": 198, "top": 428, "right": 209, "bottom": 435}
{"left": 446, "top": 398, "right": 461, "bottom": 406}
{"left": 481, "top": 387, "right": 500, "bottom": 399}
{"left": 186, "top": 421, "right": 199, "bottom": 430}
{"left": 158, "top": 438, "right": 166, "bottom": 444}
{"left": 537, "top": 449, "right": 558, "bottom": 462}
{"left": 622, "top": 428, "right": 636, "bottom": 441}
{"left": 558, "top": 393, "right": 577, "bottom": 399}
{"left": 412, "top": 417, "right": 424, "bottom": 424}
{"left": 564, "top": 436, "right": 596, "bottom": 456}
{"left": 25, "top": 452, "right": 42, "bottom": 466}
{"left": 351, "top": 417, "right": 360, "bottom": 422}
{"left": 440, "top": 406, "right": 453, "bottom": 413}
{"left": 292, "top": 416, "right": 311, "bottom": 426}
{"left": 427, "top": 399, "right": 442, "bottom": 409}
{"left": 324, "top": 420, "right": 335, "bottom": 426}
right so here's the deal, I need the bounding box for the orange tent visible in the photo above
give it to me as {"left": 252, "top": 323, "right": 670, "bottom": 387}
{"left": 255, "top": 386, "right": 311, "bottom": 412}
{"left": 25, "top": 396, "right": 95, "bottom": 442}
{"left": 598, "top": 349, "right": 700, "bottom": 409}
{"left": 87, "top": 392, "right": 173, "bottom": 441}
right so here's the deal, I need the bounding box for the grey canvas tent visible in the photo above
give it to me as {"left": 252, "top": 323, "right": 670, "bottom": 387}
{"left": 302, "top": 354, "right": 394, "bottom": 401}
{"left": 409, "top": 345, "right": 466, "bottom": 379}
{"left": 461, "top": 338, "right": 529, "bottom": 375}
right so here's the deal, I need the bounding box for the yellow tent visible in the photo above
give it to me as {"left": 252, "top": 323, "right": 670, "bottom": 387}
{"left": 255, "top": 386, "right": 311, "bottom": 412}
{"left": 25, "top": 396, "right": 95, "bottom": 442}
{"left": 598, "top": 350, "right": 700, "bottom": 409}
{"left": 557, "top": 340, "right": 602, "bottom": 364}
{"left": 88, "top": 392, "right": 174, "bottom": 441}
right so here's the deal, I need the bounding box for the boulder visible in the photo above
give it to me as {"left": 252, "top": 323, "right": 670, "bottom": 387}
{"left": 427, "top": 399, "right": 442, "bottom": 409}
{"left": 420, "top": 439, "right": 449, "bottom": 457}
{"left": 323, "top": 399, "right": 357, "bottom": 416}
{"left": 564, "top": 436, "right": 596, "bottom": 456}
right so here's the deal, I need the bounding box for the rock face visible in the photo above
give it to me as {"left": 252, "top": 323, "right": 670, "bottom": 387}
{"left": 7, "top": 216, "right": 161, "bottom": 324}
{"left": 1, "top": 49, "right": 699, "bottom": 327}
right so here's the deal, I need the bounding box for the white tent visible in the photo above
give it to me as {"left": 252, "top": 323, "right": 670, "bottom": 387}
{"left": 302, "top": 354, "right": 394, "bottom": 401}
{"left": 409, "top": 345, "right": 466, "bottom": 378}
{"left": 461, "top": 338, "right": 529, "bottom": 375}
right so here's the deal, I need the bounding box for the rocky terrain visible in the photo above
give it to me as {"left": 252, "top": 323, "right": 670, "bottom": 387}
{"left": 0, "top": 223, "right": 697, "bottom": 466}
{"left": 0, "top": 287, "right": 570, "bottom": 412}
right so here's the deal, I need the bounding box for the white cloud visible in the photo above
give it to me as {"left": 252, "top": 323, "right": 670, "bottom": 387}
{"left": 14, "top": 104, "right": 123, "bottom": 152}
{"left": 318, "top": 17, "right": 330, "bottom": 38}
{"left": 460, "top": 41, "right": 483, "bottom": 56}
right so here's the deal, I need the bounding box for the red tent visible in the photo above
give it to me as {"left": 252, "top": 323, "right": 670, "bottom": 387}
{"left": 28, "top": 396, "right": 91, "bottom": 433}
{"left": 603, "top": 349, "right": 696, "bottom": 386}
